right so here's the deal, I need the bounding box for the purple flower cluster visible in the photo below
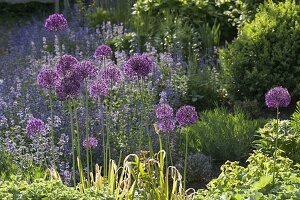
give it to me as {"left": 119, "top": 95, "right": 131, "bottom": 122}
{"left": 56, "top": 55, "right": 79, "bottom": 78}
{"left": 155, "top": 104, "right": 173, "bottom": 119}
{"left": 155, "top": 103, "right": 175, "bottom": 133}
{"left": 45, "top": 14, "right": 68, "bottom": 32}
{"left": 101, "top": 65, "right": 122, "bottom": 83}
{"left": 37, "top": 69, "right": 59, "bottom": 90}
{"left": 265, "top": 86, "right": 291, "bottom": 108}
{"left": 83, "top": 136, "right": 98, "bottom": 148}
{"left": 26, "top": 117, "right": 45, "bottom": 137}
{"left": 124, "top": 55, "right": 154, "bottom": 79}
{"left": 76, "top": 60, "right": 97, "bottom": 80}
{"left": 176, "top": 105, "right": 198, "bottom": 127}
{"left": 158, "top": 118, "right": 176, "bottom": 133}
{"left": 94, "top": 44, "right": 112, "bottom": 59}
{"left": 89, "top": 80, "right": 109, "bottom": 98}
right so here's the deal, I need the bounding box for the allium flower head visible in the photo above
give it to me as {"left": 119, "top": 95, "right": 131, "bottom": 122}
{"left": 124, "top": 55, "right": 154, "bottom": 79}
{"left": 37, "top": 68, "right": 59, "bottom": 90}
{"left": 55, "top": 55, "right": 79, "bottom": 78}
{"left": 158, "top": 118, "right": 176, "bottom": 133}
{"left": 265, "top": 86, "right": 291, "bottom": 108}
{"left": 83, "top": 137, "right": 98, "bottom": 148}
{"left": 176, "top": 105, "right": 198, "bottom": 127}
{"left": 26, "top": 117, "right": 45, "bottom": 136}
{"left": 101, "top": 65, "right": 122, "bottom": 83}
{"left": 55, "top": 77, "right": 82, "bottom": 101}
{"left": 155, "top": 103, "right": 173, "bottom": 119}
{"left": 94, "top": 44, "right": 112, "bottom": 59}
{"left": 76, "top": 60, "right": 97, "bottom": 80}
{"left": 45, "top": 13, "right": 68, "bottom": 32}
{"left": 89, "top": 80, "right": 109, "bottom": 98}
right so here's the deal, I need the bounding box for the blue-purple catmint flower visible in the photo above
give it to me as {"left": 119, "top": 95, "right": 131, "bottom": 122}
{"left": 265, "top": 86, "right": 291, "bottom": 108}
{"left": 158, "top": 118, "right": 176, "bottom": 133}
{"left": 26, "top": 117, "right": 45, "bottom": 137}
{"left": 76, "top": 60, "right": 97, "bottom": 80}
{"left": 45, "top": 13, "right": 68, "bottom": 32}
{"left": 55, "top": 55, "right": 79, "bottom": 78}
{"left": 101, "top": 65, "right": 122, "bottom": 83}
{"left": 124, "top": 55, "right": 154, "bottom": 79}
{"left": 155, "top": 103, "right": 173, "bottom": 120}
{"left": 37, "top": 68, "right": 59, "bottom": 90}
{"left": 83, "top": 137, "right": 98, "bottom": 148}
{"left": 176, "top": 105, "right": 198, "bottom": 127}
{"left": 94, "top": 44, "right": 112, "bottom": 59}
{"left": 89, "top": 80, "right": 109, "bottom": 98}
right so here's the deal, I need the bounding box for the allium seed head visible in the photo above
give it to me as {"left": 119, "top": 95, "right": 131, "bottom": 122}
{"left": 265, "top": 86, "right": 291, "bottom": 108}
{"left": 45, "top": 13, "right": 68, "bottom": 32}
{"left": 176, "top": 105, "right": 198, "bottom": 127}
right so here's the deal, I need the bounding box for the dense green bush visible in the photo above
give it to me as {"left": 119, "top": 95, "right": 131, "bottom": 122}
{"left": 221, "top": 0, "right": 300, "bottom": 104}
{"left": 196, "top": 151, "right": 300, "bottom": 199}
{"left": 186, "top": 107, "right": 264, "bottom": 161}
{"left": 0, "top": 178, "right": 112, "bottom": 200}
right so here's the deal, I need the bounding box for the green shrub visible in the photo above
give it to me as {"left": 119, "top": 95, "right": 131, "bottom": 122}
{"left": 196, "top": 151, "right": 300, "bottom": 199}
{"left": 186, "top": 107, "right": 264, "bottom": 161}
{"left": 221, "top": 0, "right": 300, "bottom": 104}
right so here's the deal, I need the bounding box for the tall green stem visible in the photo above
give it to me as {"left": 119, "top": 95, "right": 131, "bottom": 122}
{"left": 68, "top": 99, "right": 76, "bottom": 186}
{"left": 183, "top": 128, "right": 188, "bottom": 191}
{"left": 99, "top": 98, "right": 107, "bottom": 178}
{"left": 49, "top": 93, "right": 56, "bottom": 170}
{"left": 85, "top": 84, "right": 90, "bottom": 184}
{"left": 272, "top": 107, "right": 279, "bottom": 185}
{"left": 167, "top": 133, "right": 173, "bottom": 166}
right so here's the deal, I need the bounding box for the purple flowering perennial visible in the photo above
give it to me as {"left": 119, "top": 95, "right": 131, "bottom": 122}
{"left": 89, "top": 80, "right": 109, "bottom": 98}
{"left": 124, "top": 55, "right": 154, "bottom": 79}
{"left": 45, "top": 14, "right": 68, "bottom": 32}
{"left": 37, "top": 68, "right": 59, "bottom": 90}
{"left": 101, "top": 65, "right": 122, "bottom": 83}
{"left": 155, "top": 103, "right": 174, "bottom": 120}
{"left": 176, "top": 105, "right": 198, "bottom": 127}
{"left": 26, "top": 117, "right": 45, "bottom": 137}
{"left": 55, "top": 55, "right": 79, "bottom": 78}
{"left": 55, "top": 76, "right": 82, "bottom": 101}
{"left": 265, "top": 86, "right": 291, "bottom": 108}
{"left": 158, "top": 118, "right": 176, "bottom": 133}
{"left": 76, "top": 60, "right": 97, "bottom": 80}
{"left": 94, "top": 45, "right": 112, "bottom": 59}
{"left": 83, "top": 137, "right": 98, "bottom": 148}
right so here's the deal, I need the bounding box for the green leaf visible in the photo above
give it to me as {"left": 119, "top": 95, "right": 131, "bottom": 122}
{"left": 252, "top": 175, "right": 273, "bottom": 191}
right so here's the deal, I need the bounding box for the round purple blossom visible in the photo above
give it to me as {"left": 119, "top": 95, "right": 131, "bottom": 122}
{"left": 45, "top": 13, "right": 68, "bottom": 32}
{"left": 155, "top": 103, "right": 173, "bottom": 120}
{"left": 89, "top": 80, "right": 109, "bottom": 98}
{"left": 26, "top": 117, "right": 45, "bottom": 136}
{"left": 94, "top": 45, "right": 112, "bottom": 59}
{"left": 55, "top": 55, "right": 79, "bottom": 78}
{"left": 37, "top": 68, "right": 59, "bottom": 90}
{"left": 83, "top": 137, "right": 98, "bottom": 148}
{"left": 76, "top": 60, "right": 97, "bottom": 80}
{"left": 265, "top": 86, "right": 291, "bottom": 108}
{"left": 55, "top": 76, "right": 82, "bottom": 101}
{"left": 176, "top": 105, "right": 198, "bottom": 127}
{"left": 124, "top": 55, "right": 154, "bottom": 79}
{"left": 101, "top": 65, "right": 122, "bottom": 83}
{"left": 158, "top": 118, "right": 176, "bottom": 133}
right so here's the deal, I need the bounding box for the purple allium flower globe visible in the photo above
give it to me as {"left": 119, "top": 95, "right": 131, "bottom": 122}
{"left": 155, "top": 103, "right": 174, "bottom": 119}
{"left": 158, "top": 118, "right": 176, "bottom": 133}
{"left": 56, "top": 55, "right": 79, "bottom": 78}
{"left": 124, "top": 55, "right": 154, "bottom": 79}
{"left": 176, "top": 105, "right": 198, "bottom": 127}
{"left": 89, "top": 80, "right": 109, "bottom": 98}
{"left": 45, "top": 13, "right": 68, "bottom": 32}
{"left": 101, "top": 65, "right": 122, "bottom": 83}
{"left": 265, "top": 86, "right": 291, "bottom": 108}
{"left": 76, "top": 60, "right": 97, "bottom": 80}
{"left": 55, "top": 77, "right": 82, "bottom": 101}
{"left": 26, "top": 117, "right": 45, "bottom": 137}
{"left": 37, "top": 68, "right": 59, "bottom": 90}
{"left": 94, "top": 44, "right": 112, "bottom": 59}
{"left": 83, "top": 137, "right": 98, "bottom": 148}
